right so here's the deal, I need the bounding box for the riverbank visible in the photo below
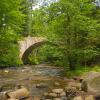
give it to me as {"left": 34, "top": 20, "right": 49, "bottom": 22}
{"left": 0, "top": 64, "right": 100, "bottom": 100}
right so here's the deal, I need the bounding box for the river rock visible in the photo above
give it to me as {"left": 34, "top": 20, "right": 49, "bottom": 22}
{"left": 54, "top": 82, "right": 60, "bottom": 86}
{"left": 85, "top": 95, "right": 94, "bottom": 100}
{"left": 4, "top": 70, "right": 9, "bottom": 73}
{"left": 0, "top": 92, "right": 8, "bottom": 100}
{"left": 52, "top": 89, "right": 64, "bottom": 94}
{"left": 36, "top": 83, "right": 48, "bottom": 88}
{"left": 44, "top": 92, "right": 58, "bottom": 99}
{"left": 64, "top": 86, "right": 77, "bottom": 91}
{"left": 81, "top": 71, "right": 100, "bottom": 93}
{"left": 49, "top": 93, "right": 58, "bottom": 98}
{"left": 33, "top": 96, "right": 41, "bottom": 100}
{"left": 73, "top": 96, "right": 83, "bottom": 100}
{"left": 65, "top": 87, "right": 77, "bottom": 99}
{"left": 43, "top": 92, "right": 49, "bottom": 96}
{"left": 7, "top": 98, "right": 19, "bottom": 100}
{"left": 7, "top": 87, "right": 29, "bottom": 99}
{"left": 94, "top": 94, "right": 100, "bottom": 100}
{"left": 53, "top": 98, "right": 61, "bottom": 100}
{"left": 43, "top": 93, "right": 50, "bottom": 99}
{"left": 60, "top": 92, "right": 66, "bottom": 97}
{"left": 75, "top": 83, "right": 81, "bottom": 90}
{"left": 68, "top": 82, "right": 81, "bottom": 90}
{"left": 81, "top": 80, "right": 88, "bottom": 92}
{"left": 60, "top": 96, "right": 67, "bottom": 100}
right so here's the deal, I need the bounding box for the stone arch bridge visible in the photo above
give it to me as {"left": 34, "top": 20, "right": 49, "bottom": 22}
{"left": 19, "top": 36, "right": 54, "bottom": 64}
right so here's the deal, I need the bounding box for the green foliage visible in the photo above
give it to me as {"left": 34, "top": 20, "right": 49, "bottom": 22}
{"left": 0, "top": 30, "right": 22, "bottom": 67}
{"left": 66, "top": 65, "right": 100, "bottom": 78}
{"left": 0, "top": 0, "right": 100, "bottom": 71}
{"left": 32, "top": 8, "right": 49, "bottom": 36}
{"left": 32, "top": 0, "right": 100, "bottom": 71}
{"left": 28, "top": 44, "right": 61, "bottom": 65}
{"left": 0, "top": 0, "right": 25, "bottom": 67}
{"left": 0, "top": 0, "right": 25, "bottom": 33}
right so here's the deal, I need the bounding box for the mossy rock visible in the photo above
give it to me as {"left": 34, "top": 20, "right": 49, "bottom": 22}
{"left": 89, "top": 76, "right": 100, "bottom": 92}
{"left": 81, "top": 71, "right": 100, "bottom": 93}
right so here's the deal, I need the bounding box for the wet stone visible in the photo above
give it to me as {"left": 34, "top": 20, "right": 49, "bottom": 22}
{"left": 54, "top": 82, "right": 60, "bottom": 86}
{"left": 85, "top": 95, "right": 94, "bottom": 100}
{"left": 49, "top": 93, "right": 58, "bottom": 98}
{"left": 73, "top": 96, "right": 83, "bottom": 100}
{"left": 53, "top": 98, "right": 61, "bottom": 100}
{"left": 7, "top": 98, "right": 19, "bottom": 100}
{"left": 81, "top": 80, "right": 88, "bottom": 92}
{"left": 43, "top": 92, "right": 49, "bottom": 96}
{"left": 36, "top": 83, "right": 48, "bottom": 88}
{"left": 0, "top": 92, "right": 8, "bottom": 100}
{"left": 60, "top": 96, "right": 67, "bottom": 100}
{"left": 44, "top": 92, "right": 58, "bottom": 99}
{"left": 60, "top": 92, "right": 66, "bottom": 97}
{"left": 4, "top": 70, "right": 9, "bottom": 73}
{"left": 64, "top": 86, "right": 76, "bottom": 91}
{"left": 75, "top": 83, "right": 81, "bottom": 90}
{"left": 52, "top": 89, "right": 64, "bottom": 94}
{"left": 33, "top": 96, "right": 41, "bottom": 100}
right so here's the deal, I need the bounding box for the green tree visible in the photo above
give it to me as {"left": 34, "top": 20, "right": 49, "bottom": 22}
{"left": 32, "top": 0, "right": 100, "bottom": 70}
{"left": 0, "top": 0, "right": 25, "bottom": 67}
{"left": 0, "top": 0, "right": 25, "bottom": 33}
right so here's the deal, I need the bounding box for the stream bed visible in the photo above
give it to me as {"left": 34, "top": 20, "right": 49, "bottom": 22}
{"left": 0, "top": 64, "right": 100, "bottom": 100}
{"left": 0, "top": 64, "right": 68, "bottom": 99}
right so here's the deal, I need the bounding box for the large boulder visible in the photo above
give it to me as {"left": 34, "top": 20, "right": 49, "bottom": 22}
{"left": 81, "top": 71, "right": 100, "bottom": 93}
{"left": 7, "top": 87, "right": 29, "bottom": 99}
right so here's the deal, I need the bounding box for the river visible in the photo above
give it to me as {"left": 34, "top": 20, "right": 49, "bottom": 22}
{"left": 0, "top": 64, "right": 68, "bottom": 99}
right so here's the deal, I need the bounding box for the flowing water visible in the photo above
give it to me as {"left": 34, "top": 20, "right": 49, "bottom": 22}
{"left": 0, "top": 64, "right": 68, "bottom": 99}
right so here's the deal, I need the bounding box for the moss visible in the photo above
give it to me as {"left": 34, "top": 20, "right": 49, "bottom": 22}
{"left": 66, "top": 65, "right": 100, "bottom": 78}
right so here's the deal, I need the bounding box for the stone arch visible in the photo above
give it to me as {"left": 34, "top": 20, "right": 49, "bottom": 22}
{"left": 19, "top": 36, "right": 47, "bottom": 64}
{"left": 19, "top": 36, "right": 56, "bottom": 64}
{"left": 22, "top": 41, "right": 47, "bottom": 64}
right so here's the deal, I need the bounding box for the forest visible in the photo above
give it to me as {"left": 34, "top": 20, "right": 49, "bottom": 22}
{"left": 0, "top": 0, "right": 100, "bottom": 74}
